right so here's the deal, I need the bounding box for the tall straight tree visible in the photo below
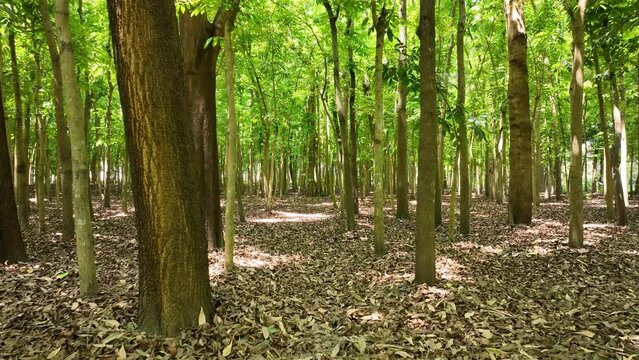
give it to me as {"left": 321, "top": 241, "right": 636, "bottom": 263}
{"left": 396, "top": 0, "right": 409, "bottom": 219}
{"left": 415, "top": 0, "right": 437, "bottom": 285}
{"left": 504, "top": 0, "right": 533, "bottom": 225}
{"left": 567, "top": 0, "right": 588, "bottom": 248}
{"left": 40, "top": 0, "right": 74, "bottom": 241}
{"left": 224, "top": 17, "right": 239, "bottom": 270}
{"left": 0, "top": 42, "right": 27, "bottom": 264}
{"left": 55, "top": 0, "right": 97, "bottom": 297}
{"left": 372, "top": 1, "right": 389, "bottom": 255}
{"left": 457, "top": 0, "right": 470, "bottom": 235}
{"left": 322, "top": 0, "right": 356, "bottom": 231}
{"left": 107, "top": 0, "right": 212, "bottom": 335}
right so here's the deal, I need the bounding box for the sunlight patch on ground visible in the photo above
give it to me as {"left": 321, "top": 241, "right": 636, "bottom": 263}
{"left": 308, "top": 202, "right": 336, "bottom": 208}
{"left": 527, "top": 245, "right": 554, "bottom": 256}
{"left": 249, "top": 211, "right": 332, "bottom": 223}
{"left": 208, "top": 246, "right": 304, "bottom": 277}
{"left": 438, "top": 257, "right": 466, "bottom": 281}
{"left": 454, "top": 241, "right": 504, "bottom": 255}
{"left": 372, "top": 272, "right": 414, "bottom": 285}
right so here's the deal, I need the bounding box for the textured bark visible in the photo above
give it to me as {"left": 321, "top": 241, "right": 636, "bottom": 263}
{"left": 56, "top": 0, "right": 97, "bottom": 297}
{"left": 592, "top": 50, "right": 613, "bottom": 217}
{"left": 415, "top": 0, "right": 437, "bottom": 285}
{"left": 567, "top": 0, "right": 587, "bottom": 248}
{"left": 107, "top": 0, "right": 212, "bottom": 335}
{"left": 457, "top": 0, "right": 469, "bottom": 235}
{"left": 504, "top": 0, "right": 532, "bottom": 224}
{"left": 395, "top": 0, "right": 409, "bottom": 220}
{"left": 224, "top": 19, "right": 238, "bottom": 270}
{"left": 8, "top": 33, "right": 29, "bottom": 230}
{"left": 180, "top": 9, "right": 232, "bottom": 249}
{"left": 323, "top": 1, "right": 355, "bottom": 231}
{"left": 372, "top": 2, "right": 389, "bottom": 255}
{"left": 0, "top": 48, "right": 27, "bottom": 263}
{"left": 347, "top": 22, "right": 359, "bottom": 214}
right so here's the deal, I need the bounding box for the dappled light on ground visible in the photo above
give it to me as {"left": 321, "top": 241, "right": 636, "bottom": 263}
{"left": 1, "top": 196, "right": 638, "bottom": 358}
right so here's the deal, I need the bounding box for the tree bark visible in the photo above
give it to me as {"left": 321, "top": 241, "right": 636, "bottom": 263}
{"left": 457, "top": 0, "right": 469, "bottom": 235}
{"left": 504, "top": 0, "right": 533, "bottom": 224}
{"left": 103, "top": 73, "right": 113, "bottom": 209}
{"left": 56, "top": 0, "right": 97, "bottom": 297}
{"left": 567, "top": 0, "right": 587, "bottom": 248}
{"left": 107, "top": 0, "right": 212, "bottom": 335}
{"left": 0, "top": 45, "right": 27, "bottom": 263}
{"left": 592, "top": 49, "right": 614, "bottom": 218}
{"left": 372, "top": 2, "right": 389, "bottom": 255}
{"left": 415, "top": 0, "right": 437, "bottom": 285}
{"left": 396, "top": 0, "right": 409, "bottom": 219}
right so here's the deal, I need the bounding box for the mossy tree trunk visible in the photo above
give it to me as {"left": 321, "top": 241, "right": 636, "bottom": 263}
{"left": 107, "top": 0, "right": 212, "bottom": 336}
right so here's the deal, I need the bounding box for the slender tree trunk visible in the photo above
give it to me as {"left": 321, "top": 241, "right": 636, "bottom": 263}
{"left": 107, "top": 0, "right": 212, "bottom": 336}
{"left": 567, "top": 0, "right": 587, "bottom": 248}
{"left": 121, "top": 151, "right": 129, "bottom": 213}
{"left": 415, "top": 0, "right": 437, "bottom": 285}
{"left": 603, "top": 46, "right": 627, "bottom": 225}
{"left": 593, "top": 49, "right": 614, "bottom": 218}
{"left": 396, "top": 0, "right": 409, "bottom": 219}
{"left": 457, "top": 0, "right": 469, "bottom": 235}
{"left": 505, "top": 0, "right": 532, "bottom": 224}
{"left": 224, "top": 19, "right": 238, "bottom": 270}
{"left": 34, "top": 49, "right": 46, "bottom": 234}
{"left": 8, "top": 33, "right": 29, "bottom": 230}
{"left": 56, "top": 0, "right": 97, "bottom": 296}
{"left": 372, "top": 3, "right": 389, "bottom": 255}
{"left": 103, "top": 73, "right": 113, "bottom": 209}
{"left": 323, "top": 1, "right": 355, "bottom": 231}
{"left": 0, "top": 45, "right": 27, "bottom": 263}
{"left": 449, "top": 148, "right": 460, "bottom": 241}
{"left": 40, "top": 0, "right": 74, "bottom": 241}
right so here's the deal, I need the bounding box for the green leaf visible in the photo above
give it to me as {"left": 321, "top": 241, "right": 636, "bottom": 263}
{"left": 55, "top": 271, "right": 69, "bottom": 280}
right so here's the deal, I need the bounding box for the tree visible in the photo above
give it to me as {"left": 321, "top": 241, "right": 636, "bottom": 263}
{"left": 457, "top": 0, "right": 470, "bottom": 235}
{"left": 322, "top": 0, "right": 356, "bottom": 232}
{"left": 415, "top": 0, "right": 437, "bottom": 286}
{"left": 224, "top": 16, "right": 239, "bottom": 270}
{"left": 395, "top": 0, "right": 409, "bottom": 220}
{"left": 106, "top": 0, "right": 212, "bottom": 335}
{"left": 567, "top": 0, "right": 588, "bottom": 248}
{"left": 0, "top": 38, "right": 27, "bottom": 263}
{"left": 372, "top": 1, "right": 389, "bottom": 255}
{"left": 55, "top": 0, "right": 97, "bottom": 297}
{"left": 504, "top": 0, "right": 532, "bottom": 225}
{"left": 39, "top": 0, "right": 74, "bottom": 241}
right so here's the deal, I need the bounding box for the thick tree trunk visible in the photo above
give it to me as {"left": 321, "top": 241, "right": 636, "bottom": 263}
{"left": 180, "top": 9, "right": 232, "bottom": 249}
{"left": 396, "top": 0, "right": 409, "bottom": 219}
{"left": 8, "top": 33, "right": 29, "bottom": 230}
{"left": 567, "top": 0, "right": 587, "bottom": 248}
{"left": 323, "top": 1, "right": 355, "bottom": 231}
{"left": 372, "top": 3, "right": 389, "bottom": 255}
{"left": 457, "top": 0, "right": 470, "bottom": 235}
{"left": 107, "top": 0, "right": 212, "bottom": 335}
{"left": 415, "top": 0, "right": 437, "bottom": 285}
{"left": 505, "top": 0, "right": 533, "bottom": 224}
{"left": 0, "top": 48, "right": 27, "bottom": 263}
{"left": 40, "top": 0, "right": 74, "bottom": 241}
{"left": 56, "top": 0, "right": 97, "bottom": 296}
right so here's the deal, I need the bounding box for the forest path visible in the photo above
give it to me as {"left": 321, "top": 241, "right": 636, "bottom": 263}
{"left": 1, "top": 195, "right": 638, "bottom": 359}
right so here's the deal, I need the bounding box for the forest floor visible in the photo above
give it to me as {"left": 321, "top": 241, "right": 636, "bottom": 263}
{"left": 1, "top": 194, "right": 639, "bottom": 359}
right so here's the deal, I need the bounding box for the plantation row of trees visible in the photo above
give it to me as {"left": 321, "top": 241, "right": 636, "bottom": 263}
{"left": 1, "top": 0, "right": 638, "bottom": 335}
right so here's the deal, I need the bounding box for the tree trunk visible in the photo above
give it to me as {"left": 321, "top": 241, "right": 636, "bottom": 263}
{"left": 396, "top": 0, "right": 409, "bottom": 220}
{"left": 323, "top": 1, "right": 355, "bottom": 231}
{"left": 121, "top": 151, "right": 129, "bottom": 213}
{"left": 505, "top": 0, "right": 533, "bottom": 225}
{"left": 8, "top": 33, "right": 29, "bottom": 230}
{"left": 372, "top": 3, "right": 389, "bottom": 255}
{"left": 592, "top": 49, "right": 614, "bottom": 218}
{"left": 56, "top": 0, "right": 97, "bottom": 297}
{"left": 107, "top": 0, "right": 212, "bottom": 335}
{"left": 449, "top": 148, "right": 460, "bottom": 241}
{"left": 40, "top": 0, "right": 74, "bottom": 241}
{"left": 602, "top": 46, "right": 627, "bottom": 225}
{"left": 567, "top": 0, "right": 587, "bottom": 248}
{"left": 457, "top": 0, "right": 470, "bottom": 235}
{"left": 415, "top": 0, "right": 437, "bottom": 285}
{"left": 34, "top": 49, "right": 46, "bottom": 234}
{"left": 103, "top": 73, "right": 113, "bottom": 209}
{"left": 0, "top": 46, "right": 27, "bottom": 263}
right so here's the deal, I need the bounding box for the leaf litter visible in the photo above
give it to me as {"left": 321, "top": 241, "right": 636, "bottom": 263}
{"left": 1, "top": 195, "right": 638, "bottom": 359}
